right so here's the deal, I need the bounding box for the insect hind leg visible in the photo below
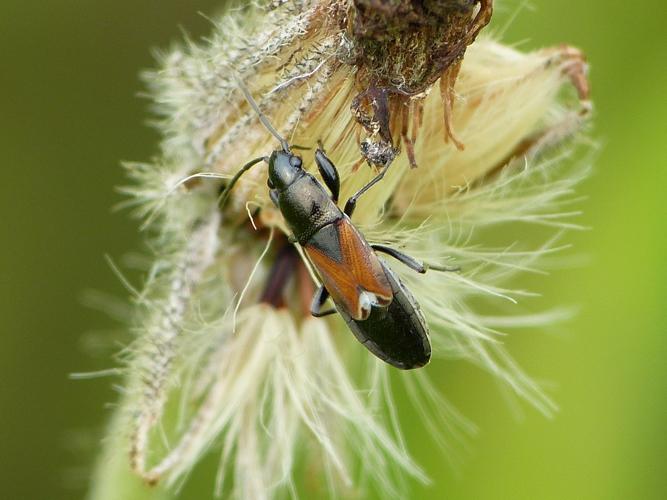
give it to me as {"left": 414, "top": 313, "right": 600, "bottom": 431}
{"left": 310, "top": 285, "right": 337, "bottom": 317}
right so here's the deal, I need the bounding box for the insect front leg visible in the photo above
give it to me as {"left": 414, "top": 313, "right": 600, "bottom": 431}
{"left": 371, "top": 244, "right": 460, "bottom": 273}
{"left": 310, "top": 285, "right": 337, "bottom": 317}
{"left": 314, "top": 141, "right": 340, "bottom": 203}
{"left": 343, "top": 161, "right": 393, "bottom": 218}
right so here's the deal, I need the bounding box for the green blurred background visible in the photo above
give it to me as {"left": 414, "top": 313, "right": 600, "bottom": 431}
{"left": 1, "top": 1, "right": 665, "bottom": 499}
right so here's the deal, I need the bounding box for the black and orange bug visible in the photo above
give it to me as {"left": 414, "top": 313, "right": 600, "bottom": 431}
{"left": 219, "top": 79, "right": 458, "bottom": 369}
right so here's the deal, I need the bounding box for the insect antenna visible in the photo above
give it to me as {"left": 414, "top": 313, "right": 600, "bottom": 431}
{"left": 218, "top": 155, "right": 267, "bottom": 209}
{"left": 234, "top": 76, "right": 291, "bottom": 153}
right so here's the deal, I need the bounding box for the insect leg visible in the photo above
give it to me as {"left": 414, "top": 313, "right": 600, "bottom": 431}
{"left": 343, "top": 161, "right": 392, "bottom": 218}
{"left": 218, "top": 156, "right": 267, "bottom": 209}
{"left": 371, "top": 244, "right": 460, "bottom": 273}
{"left": 269, "top": 189, "right": 279, "bottom": 208}
{"left": 314, "top": 141, "right": 340, "bottom": 203}
{"left": 310, "top": 285, "right": 337, "bottom": 317}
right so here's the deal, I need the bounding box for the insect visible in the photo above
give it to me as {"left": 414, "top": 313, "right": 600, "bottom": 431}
{"left": 218, "top": 80, "right": 458, "bottom": 369}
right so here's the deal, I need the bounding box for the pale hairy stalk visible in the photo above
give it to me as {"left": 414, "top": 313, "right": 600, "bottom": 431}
{"left": 128, "top": 212, "right": 220, "bottom": 477}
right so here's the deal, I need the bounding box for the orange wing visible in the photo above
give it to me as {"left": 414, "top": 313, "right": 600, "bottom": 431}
{"left": 305, "top": 218, "right": 393, "bottom": 320}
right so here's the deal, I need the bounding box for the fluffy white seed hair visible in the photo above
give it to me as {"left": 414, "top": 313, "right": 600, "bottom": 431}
{"left": 90, "top": 1, "right": 591, "bottom": 498}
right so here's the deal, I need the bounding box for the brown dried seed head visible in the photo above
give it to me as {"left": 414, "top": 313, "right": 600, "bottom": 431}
{"left": 345, "top": 0, "right": 494, "bottom": 164}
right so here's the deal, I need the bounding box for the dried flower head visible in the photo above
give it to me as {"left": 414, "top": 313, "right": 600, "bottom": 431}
{"left": 90, "top": 1, "right": 591, "bottom": 498}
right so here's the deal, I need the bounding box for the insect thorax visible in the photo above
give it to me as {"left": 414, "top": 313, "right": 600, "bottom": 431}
{"left": 278, "top": 174, "right": 341, "bottom": 243}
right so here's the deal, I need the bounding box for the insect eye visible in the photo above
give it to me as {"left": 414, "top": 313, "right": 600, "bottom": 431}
{"left": 289, "top": 155, "right": 302, "bottom": 168}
